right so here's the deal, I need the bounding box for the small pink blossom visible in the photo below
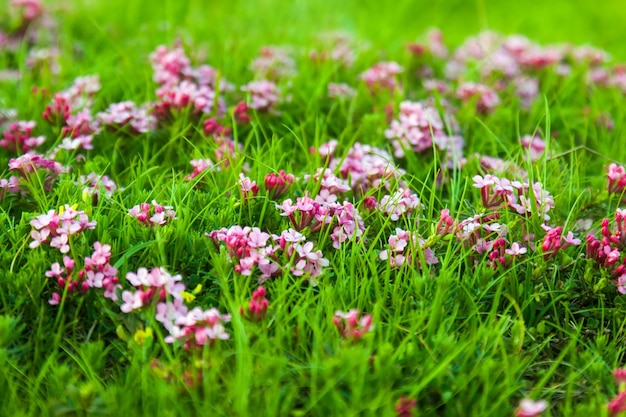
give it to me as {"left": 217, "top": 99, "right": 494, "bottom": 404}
{"left": 332, "top": 309, "right": 374, "bottom": 341}
{"left": 515, "top": 398, "right": 547, "bottom": 417}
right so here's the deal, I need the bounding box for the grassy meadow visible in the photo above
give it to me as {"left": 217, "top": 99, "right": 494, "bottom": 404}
{"left": 2, "top": 0, "right": 626, "bottom": 416}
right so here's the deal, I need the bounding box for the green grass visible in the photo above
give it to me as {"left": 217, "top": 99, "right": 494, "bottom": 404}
{"left": 2, "top": 0, "right": 626, "bottom": 416}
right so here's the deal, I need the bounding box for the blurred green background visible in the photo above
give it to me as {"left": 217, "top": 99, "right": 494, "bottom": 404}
{"left": 68, "top": 0, "right": 626, "bottom": 58}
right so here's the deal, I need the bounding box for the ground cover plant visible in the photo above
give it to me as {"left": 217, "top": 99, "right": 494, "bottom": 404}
{"left": 3, "top": 0, "right": 626, "bottom": 415}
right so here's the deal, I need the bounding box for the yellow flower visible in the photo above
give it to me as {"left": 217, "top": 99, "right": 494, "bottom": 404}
{"left": 133, "top": 327, "right": 154, "bottom": 345}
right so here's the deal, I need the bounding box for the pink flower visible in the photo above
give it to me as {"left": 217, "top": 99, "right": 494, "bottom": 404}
{"left": 328, "top": 83, "right": 356, "bottom": 99}
{"left": 520, "top": 135, "right": 546, "bottom": 160}
{"left": 505, "top": 242, "right": 527, "bottom": 256}
{"left": 332, "top": 309, "right": 374, "bottom": 341}
{"left": 241, "top": 80, "right": 282, "bottom": 112}
{"left": 360, "top": 61, "right": 403, "bottom": 93}
{"left": 515, "top": 398, "right": 547, "bottom": 417}
{"left": 242, "top": 286, "right": 269, "bottom": 321}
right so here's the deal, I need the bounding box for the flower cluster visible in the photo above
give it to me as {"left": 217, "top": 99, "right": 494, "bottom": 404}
{"left": 161, "top": 306, "right": 231, "bottom": 348}
{"left": 97, "top": 101, "right": 156, "bottom": 134}
{"left": 472, "top": 174, "right": 555, "bottom": 220}
{"left": 121, "top": 267, "right": 185, "bottom": 313}
{"left": 238, "top": 173, "right": 259, "bottom": 202}
{"left": 384, "top": 101, "right": 462, "bottom": 164}
{"left": 150, "top": 44, "right": 229, "bottom": 121}
{"left": 379, "top": 228, "right": 438, "bottom": 268}
{"left": 45, "top": 242, "right": 119, "bottom": 305}
{"left": 264, "top": 170, "right": 295, "bottom": 199}
{"left": 456, "top": 82, "right": 501, "bottom": 113}
{"left": 185, "top": 159, "right": 214, "bottom": 181}
{"left": 327, "top": 82, "right": 356, "bottom": 99}
{"left": 359, "top": 61, "right": 403, "bottom": 93}
{"left": 541, "top": 224, "right": 581, "bottom": 259}
{"left": 241, "top": 80, "right": 282, "bottom": 112}
{"left": 1, "top": 120, "right": 46, "bottom": 153}
{"left": 585, "top": 209, "right": 626, "bottom": 293}
{"left": 1, "top": 153, "right": 65, "bottom": 198}
{"left": 29, "top": 205, "right": 97, "bottom": 253}
{"left": 275, "top": 194, "right": 365, "bottom": 248}
{"left": 77, "top": 172, "right": 118, "bottom": 201}
{"left": 332, "top": 309, "right": 374, "bottom": 341}
{"left": 250, "top": 46, "right": 296, "bottom": 80}
{"left": 128, "top": 201, "right": 177, "bottom": 227}
{"left": 42, "top": 76, "right": 101, "bottom": 153}
{"left": 607, "top": 163, "right": 626, "bottom": 195}
{"left": 207, "top": 226, "right": 330, "bottom": 283}
{"left": 377, "top": 188, "right": 424, "bottom": 221}
{"left": 316, "top": 141, "right": 405, "bottom": 194}
{"left": 520, "top": 135, "right": 546, "bottom": 160}
{"left": 241, "top": 286, "right": 269, "bottom": 322}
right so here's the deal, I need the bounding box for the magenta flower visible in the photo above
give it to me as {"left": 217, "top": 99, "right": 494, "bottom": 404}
{"left": 241, "top": 286, "right": 269, "bottom": 322}
{"left": 264, "top": 170, "right": 295, "bottom": 199}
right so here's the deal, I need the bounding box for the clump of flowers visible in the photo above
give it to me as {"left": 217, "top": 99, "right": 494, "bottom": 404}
{"left": 45, "top": 242, "right": 119, "bottom": 305}
{"left": 42, "top": 75, "right": 101, "bottom": 139}
{"left": 456, "top": 82, "right": 501, "bottom": 113}
{"left": 264, "top": 170, "right": 295, "bottom": 199}
{"left": 241, "top": 80, "right": 282, "bottom": 112}
{"left": 472, "top": 174, "right": 555, "bottom": 220}
{"left": 128, "top": 201, "right": 177, "bottom": 227}
{"left": 585, "top": 209, "right": 626, "bottom": 293}
{"left": 379, "top": 228, "right": 438, "bottom": 268}
{"left": 275, "top": 194, "right": 365, "bottom": 248}
{"left": 395, "top": 396, "right": 418, "bottom": 417}
{"left": 332, "top": 309, "right": 374, "bottom": 341}
{"left": 384, "top": 101, "right": 463, "bottom": 167}
{"left": 162, "top": 306, "right": 231, "bottom": 349}
{"left": 607, "top": 163, "right": 626, "bottom": 195}
{"left": 77, "top": 172, "right": 118, "bottom": 201}
{"left": 360, "top": 61, "right": 403, "bottom": 93}
{"left": 149, "top": 44, "right": 229, "bottom": 122}
{"left": 1, "top": 120, "right": 46, "bottom": 153}
{"left": 377, "top": 188, "right": 423, "bottom": 221}
{"left": 1, "top": 153, "right": 65, "bottom": 198}
{"left": 520, "top": 135, "right": 546, "bottom": 160}
{"left": 540, "top": 224, "right": 581, "bottom": 260}
{"left": 29, "top": 205, "right": 97, "bottom": 253}
{"left": 121, "top": 267, "right": 185, "bottom": 313}
{"left": 238, "top": 173, "right": 259, "bottom": 203}
{"left": 241, "top": 286, "right": 269, "bottom": 321}
{"left": 186, "top": 158, "right": 215, "bottom": 181}
{"left": 315, "top": 141, "right": 405, "bottom": 194}
{"left": 328, "top": 83, "right": 356, "bottom": 100}
{"left": 250, "top": 46, "right": 296, "bottom": 80}
{"left": 97, "top": 101, "right": 156, "bottom": 135}
{"left": 207, "top": 226, "right": 330, "bottom": 283}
